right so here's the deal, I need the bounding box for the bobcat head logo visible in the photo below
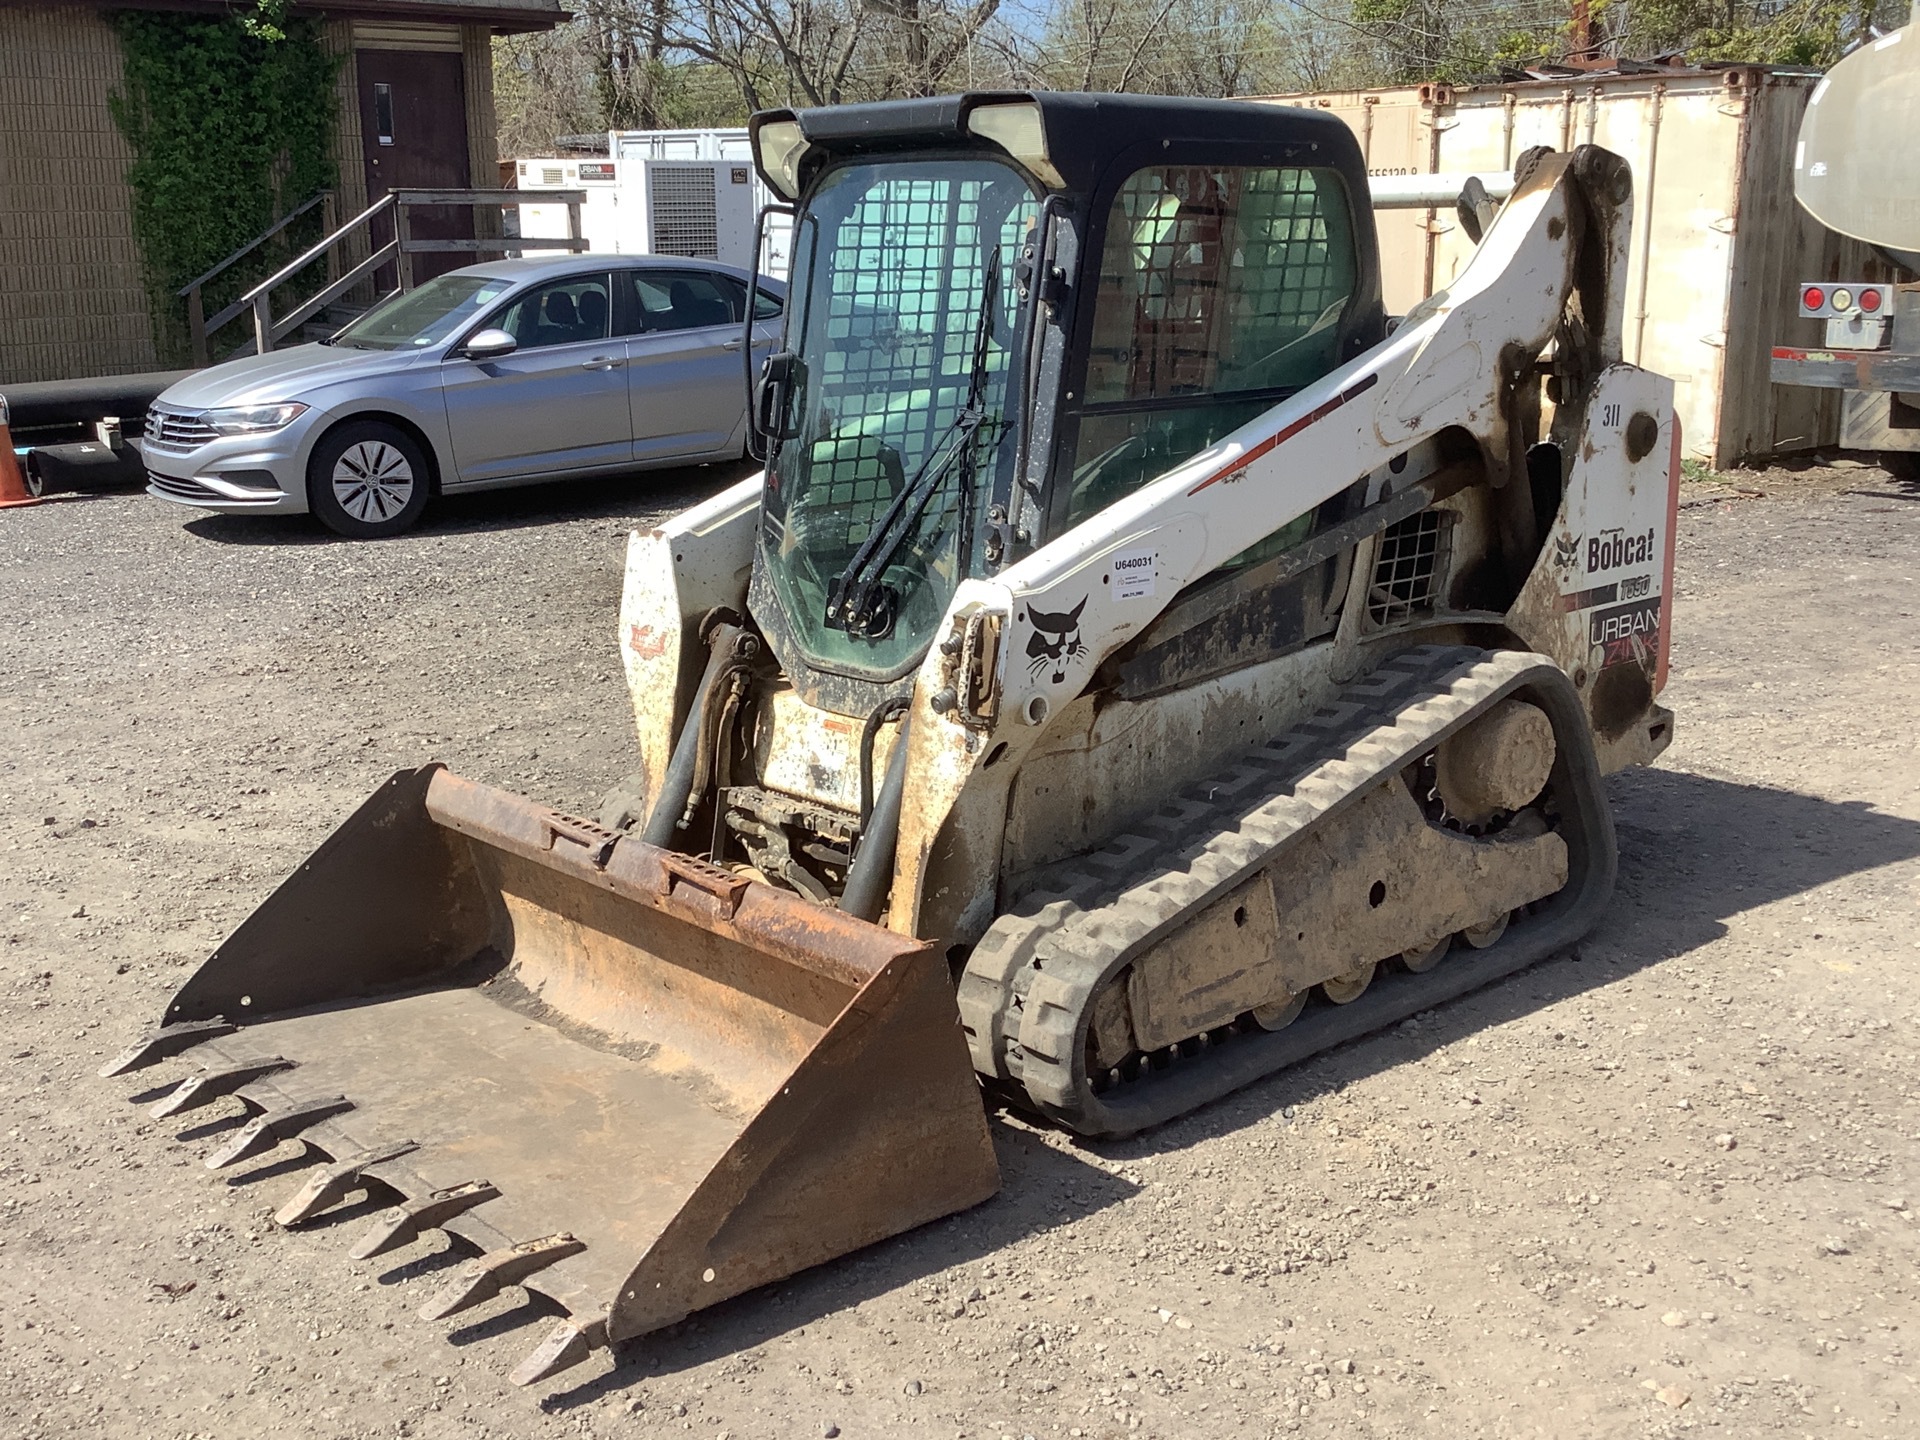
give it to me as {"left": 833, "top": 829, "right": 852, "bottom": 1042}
{"left": 1026, "top": 597, "right": 1087, "bottom": 685}
{"left": 1554, "top": 532, "right": 1580, "bottom": 569}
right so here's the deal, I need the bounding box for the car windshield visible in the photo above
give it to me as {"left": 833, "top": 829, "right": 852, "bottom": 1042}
{"left": 762, "top": 157, "right": 1039, "bottom": 681}
{"left": 332, "top": 274, "right": 514, "bottom": 350}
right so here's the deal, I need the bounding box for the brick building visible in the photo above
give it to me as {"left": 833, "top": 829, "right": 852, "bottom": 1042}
{"left": 0, "top": 0, "right": 563, "bottom": 383}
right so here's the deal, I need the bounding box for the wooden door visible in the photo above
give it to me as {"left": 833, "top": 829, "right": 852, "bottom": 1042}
{"left": 356, "top": 50, "right": 472, "bottom": 286}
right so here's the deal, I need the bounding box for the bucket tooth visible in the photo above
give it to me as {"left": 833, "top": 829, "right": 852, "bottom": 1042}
{"left": 273, "top": 1141, "right": 420, "bottom": 1227}
{"left": 509, "top": 1315, "right": 608, "bottom": 1387}
{"left": 152, "top": 1056, "right": 296, "bottom": 1118}
{"left": 418, "top": 1234, "right": 587, "bottom": 1322}
{"left": 203, "top": 1095, "right": 354, "bottom": 1171}
{"left": 99, "top": 1019, "right": 234, "bottom": 1078}
{"left": 349, "top": 1180, "right": 500, "bottom": 1261}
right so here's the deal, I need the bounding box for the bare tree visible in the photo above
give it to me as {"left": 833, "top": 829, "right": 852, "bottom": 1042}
{"left": 582, "top": 0, "right": 674, "bottom": 129}
{"left": 510, "top": 0, "right": 1852, "bottom": 164}
{"left": 495, "top": 25, "right": 605, "bottom": 154}
{"left": 668, "top": 0, "right": 1008, "bottom": 108}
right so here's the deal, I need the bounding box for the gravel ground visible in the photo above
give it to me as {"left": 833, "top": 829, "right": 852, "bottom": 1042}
{"left": 1, "top": 460, "right": 1916, "bottom": 1440}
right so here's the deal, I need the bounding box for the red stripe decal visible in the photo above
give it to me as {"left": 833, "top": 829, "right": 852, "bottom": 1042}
{"left": 1774, "top": 345, "right": 1874, "bottom": 362}
{"left": 1186, "top": 372, "right": 1381, "bottom": 496}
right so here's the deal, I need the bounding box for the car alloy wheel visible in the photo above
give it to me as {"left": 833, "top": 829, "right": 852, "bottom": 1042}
{"left": 331, "top": 440, "right": 416, "bottom": 522}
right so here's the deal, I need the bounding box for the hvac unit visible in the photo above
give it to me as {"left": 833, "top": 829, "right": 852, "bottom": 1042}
{"left": 510, "top": 137, "right": 791, "bottom": 280}
{"left": 511, "top": 157, "right": 627, "bottom": 253}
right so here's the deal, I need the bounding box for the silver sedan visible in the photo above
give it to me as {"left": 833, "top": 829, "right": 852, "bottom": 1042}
{"left": 141, "top": 255, "right": 783, "bottom": 538}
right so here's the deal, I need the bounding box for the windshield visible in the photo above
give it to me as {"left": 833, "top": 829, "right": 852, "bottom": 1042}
{"left": 332, "top": 273, "right": 513, "bottom": 350}
{"left": 762, "top": 157, "right": 1040, "bottom": 681}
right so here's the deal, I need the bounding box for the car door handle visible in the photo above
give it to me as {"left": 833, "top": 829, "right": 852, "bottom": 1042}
{"left": 720, "top": 339, "right": 744, "bottom": 351}
{"left": 581, "top": 355, "right": 621, "bottom": 370}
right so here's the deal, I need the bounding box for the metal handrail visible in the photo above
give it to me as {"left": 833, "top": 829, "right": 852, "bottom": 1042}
{"left": 265, "top": 241, "right": 399, "bottom": 345}
{"left": 183, "top": 187, "right": 589, "bottom": 365}
{"left": 177, "top": 190, "right": 334, "bottom": 299}
{"left": 236, "top": 193, "right": 397, "bottom": 309}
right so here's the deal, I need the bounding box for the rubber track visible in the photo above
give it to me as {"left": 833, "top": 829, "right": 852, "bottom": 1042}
{"left": 956, "top": 644, "right": 1617, "bottom": 1137}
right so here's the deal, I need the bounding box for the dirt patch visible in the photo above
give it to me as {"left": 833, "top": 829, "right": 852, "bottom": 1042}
{"left": 2, "top": 462, "right": 1916, "bottom": 1439}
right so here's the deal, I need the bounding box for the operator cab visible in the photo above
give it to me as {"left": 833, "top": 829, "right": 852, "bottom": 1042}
{"left": 743, "top": 92, "right": 1384, "bottom": 713}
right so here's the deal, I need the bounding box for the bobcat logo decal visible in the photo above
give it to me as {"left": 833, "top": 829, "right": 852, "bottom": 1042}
{"left": 1553, "top": 532, "right": 1580, "bottom": 569}
{"left": 1026, "top": 597, "right": 1087, "bottom": 684}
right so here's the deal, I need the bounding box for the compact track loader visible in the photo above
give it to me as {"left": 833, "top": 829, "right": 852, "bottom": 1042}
{"left": 107, "top": 93, "right": 1678, "bottom": 1385}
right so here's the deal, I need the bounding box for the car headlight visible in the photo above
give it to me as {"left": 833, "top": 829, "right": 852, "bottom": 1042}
{"left": 203, "top": 403, "right": 309, "bottom": 435}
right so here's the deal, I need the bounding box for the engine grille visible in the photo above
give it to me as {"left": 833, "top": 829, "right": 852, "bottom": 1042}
{"left": 1368, "top": 509, "right": 1449, "bottom": 626}
{"left": 145, "top": 407, "right": 217, "bottom": 451}
{"left": 146, "top": 470, "right": 222, "bottom": 502}
{"left": 649, "top": 165, "right": 719, "bottom": 258}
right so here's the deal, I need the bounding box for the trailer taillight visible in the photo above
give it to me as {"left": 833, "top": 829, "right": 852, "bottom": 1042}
{"left": 1831, "top": 287, "right": 1854, "bottom": 312}
{"left": 1861, "top": 288, "right": 1883, "bottom": 313}
{"left": 1803, "top": 285, "right": 1825, "bottom": 310}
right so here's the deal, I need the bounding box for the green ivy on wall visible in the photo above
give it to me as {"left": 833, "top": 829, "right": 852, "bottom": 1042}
{"left": 110, "top": 11, "right": 339, "bottom": 364}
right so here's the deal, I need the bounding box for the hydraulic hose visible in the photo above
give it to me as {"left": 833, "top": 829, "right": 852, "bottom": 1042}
{"left": 641, "top": 615, "right": 747, "bottom": 848}
{"left": 841, "top": 712, "right": 912, "bottom": 923}
{"left": 857, "top": 695, "right": 912, "bottom": 827}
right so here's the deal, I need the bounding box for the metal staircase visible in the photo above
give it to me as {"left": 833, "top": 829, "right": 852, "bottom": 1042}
{"left": 181, "top": 188, "right": 588, "bottom": 367}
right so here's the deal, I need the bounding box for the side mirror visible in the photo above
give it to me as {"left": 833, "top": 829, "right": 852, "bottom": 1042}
{"left": 753, "top": 351, "right": 800, "bottom": 448}
{"left": 460, "top": 328, "right": 518, "bottom": 361}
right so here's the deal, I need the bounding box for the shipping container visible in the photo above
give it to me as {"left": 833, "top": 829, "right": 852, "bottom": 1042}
{"left": 1260, "top": 70, "right": 1889, "bottom": 467}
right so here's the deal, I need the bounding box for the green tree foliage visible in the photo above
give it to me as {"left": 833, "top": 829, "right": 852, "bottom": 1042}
{"left": 1621, "top": 0, "right": 1903, "bottom": 66}
{"left": 110, "top": 12, "right": 338, "bottom": 363}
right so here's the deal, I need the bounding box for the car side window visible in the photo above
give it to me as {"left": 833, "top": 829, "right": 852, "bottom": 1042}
{"left": 490, "top": 275, "right": 613, "bottom": 350}
{"left": 628, "top": 271, "right": 740, "bottom": 333}
{"left": 715, "top": 275, "right": 784, "bottom": 321}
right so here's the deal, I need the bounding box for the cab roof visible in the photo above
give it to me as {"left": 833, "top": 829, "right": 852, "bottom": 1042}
{"left": 750, "top": 90, "right": 1361, "bottom": 201}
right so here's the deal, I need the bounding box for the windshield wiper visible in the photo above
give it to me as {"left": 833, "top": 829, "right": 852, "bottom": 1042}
{"left": 824, "top": 249, "right": 1001, "bottom": 639}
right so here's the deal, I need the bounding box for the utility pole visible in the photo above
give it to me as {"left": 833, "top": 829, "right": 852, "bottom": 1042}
{"left": 1569, "top": 0, "right": 1610, "bottom": 58}
{"left": 1571, "top": 0, "right": 1592, "bottom": 53}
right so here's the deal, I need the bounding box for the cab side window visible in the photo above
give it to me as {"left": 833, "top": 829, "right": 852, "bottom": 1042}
{"left": 1065, "top": 165, "right": 1358, "bottom": 527}
{"left": 492, "top": 275, "right": 612, "bottom": 350}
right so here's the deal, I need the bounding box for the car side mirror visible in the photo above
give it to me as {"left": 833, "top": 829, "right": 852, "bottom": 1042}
{"left": 461, "top": 328, "right": 517, "bottom": 361}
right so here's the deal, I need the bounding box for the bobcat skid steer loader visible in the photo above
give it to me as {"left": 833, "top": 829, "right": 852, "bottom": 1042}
{"left": 105, "top": 93, "right": 1678, "bottom": 1386}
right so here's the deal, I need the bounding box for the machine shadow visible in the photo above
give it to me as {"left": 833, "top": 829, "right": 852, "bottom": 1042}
{"left": 540, "top": 764, "right": 1920, "bottom": 1401}
{"left": 1090, "top": 763, "right": 1920, "bottom": 1160}
{"left": 540, "top": 1123, "right": 1140, "bottom": 1406}
{"left": 178, "top": 460, "right": 750, "bottom": 546}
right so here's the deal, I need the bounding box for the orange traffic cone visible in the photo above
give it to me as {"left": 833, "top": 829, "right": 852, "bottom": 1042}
{"left": 0, "top": 395, "right": 44, "bottom": 508}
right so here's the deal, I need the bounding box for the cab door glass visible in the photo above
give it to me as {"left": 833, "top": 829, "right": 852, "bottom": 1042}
{"left": 1066, "top": 165, "right": 1358, "bottom": 528}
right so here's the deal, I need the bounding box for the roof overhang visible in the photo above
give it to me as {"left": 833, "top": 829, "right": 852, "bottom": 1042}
{"left": 41, "top": 0, "right": 568, "bottom": 35}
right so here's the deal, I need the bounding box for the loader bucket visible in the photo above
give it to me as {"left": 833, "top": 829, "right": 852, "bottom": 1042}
{"left": 102, "top": 766, "right": 999, "bottom": 1385}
